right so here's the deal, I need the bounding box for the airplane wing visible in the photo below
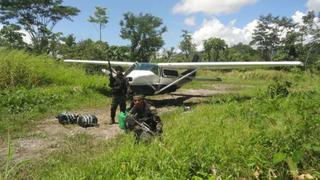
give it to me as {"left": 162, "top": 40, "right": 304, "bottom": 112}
{"left": 157, "top": 61, "right": 303, "bottom": 69}
{"left": 64, "top": 59, "right": 135, "bottom": 67}
{"left": 64, "top": 59, "right": 303, "bottom": 69}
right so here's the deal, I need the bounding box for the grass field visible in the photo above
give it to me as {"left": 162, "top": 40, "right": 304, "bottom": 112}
{"left": 1, "top": 50, "right": 319, "bottom": 179}
{"left": 0, "top": 49, "right": 109, "bottom": 137}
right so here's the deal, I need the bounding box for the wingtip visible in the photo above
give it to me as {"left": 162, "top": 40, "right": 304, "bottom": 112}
{"left": 63, "top": 59, "right": 73, "bottom": 62}
{"left": 290, "top": 61, "right": 304, "bottom": 66}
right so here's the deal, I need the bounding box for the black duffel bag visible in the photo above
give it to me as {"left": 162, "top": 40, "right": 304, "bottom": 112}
{"left": 56, "top": 112, "right": 78, "bottom": 125}
{"left": 77, "top": 114, "right": 98, "bottom": 128}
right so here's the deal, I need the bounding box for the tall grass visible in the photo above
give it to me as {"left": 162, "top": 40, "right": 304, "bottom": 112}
{"left": 0, "top": 49, "right": 110, "bottom": 137}
{"left": 184, "top": 68, "right": 303, "bottom": 90}
{"left": 0, "top": 132, "right": 30, "bottom": 180}
{"left": 0, "top": 49, "right": 106, "bottom": 89}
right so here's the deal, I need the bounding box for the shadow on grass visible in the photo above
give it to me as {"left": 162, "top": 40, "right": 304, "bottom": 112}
{"left": 95, "top": 87, "right": 112, "bottom": 97}
{"left": 147, "top": 96, "right": 194, "bottom": 108}
{"left": 147, "top": 94, "right": 253, "bottom": 109}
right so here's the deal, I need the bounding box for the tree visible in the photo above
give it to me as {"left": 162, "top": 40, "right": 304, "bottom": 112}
{"left": 203, "top": 38, "right": 227, "bottom": 61}
{"left": 277, "top": 31, "right": 302, "bottom": 61}
{"left": 61, "top": 34, "right": 76, "bottom": 48}
{"left": 0, "top": 24, "right": 26, "bottom": 49}
{"left": 107, "top": 45, "right": 130, "bottom": 61}
{"left": 120, "top": 12, "right": 167, "bottom": 62}
{"left": 62, "top": 39, "right": 109, "bottom": 73}
{"left": 0, "top": 0, "right": 79, "bottom": 53}
{"left": 88, "top": 6, "right": 108, "bottom": 42}
{"left": 227, "top": 43, "right": 259, "bottom": 61}
{"left": 250, "top": 14, "right": 296, "bottom": 61}
{"left": 179, "top": 30, "right": 195, "bottom": 60}
{"left": 48, "top": 32, "right": 63, "bottom": 58}
{"left": 75, "top": 39, "right": 109, "bottom": 60}
{"left": 163, "top": 47, "right": 175, "bottom": 62}
{"left": 300, "top": 11, "right": 320, "bottom": 69}
{"left": 58, "top": 34, "right": 77, "bottom": 58}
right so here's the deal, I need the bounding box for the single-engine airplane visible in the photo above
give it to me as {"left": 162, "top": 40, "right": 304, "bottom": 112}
{"left": 64, "top": 59, "right": 303, "bottom": 95}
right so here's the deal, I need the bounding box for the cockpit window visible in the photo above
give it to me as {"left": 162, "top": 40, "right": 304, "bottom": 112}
{"left": 134, "top": 63, "right": 159, "bottom": 75}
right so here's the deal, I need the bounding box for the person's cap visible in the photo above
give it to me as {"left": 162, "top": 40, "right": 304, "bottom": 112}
{"left": 133, "top": 94, "right": 144, "bottom": 99}
{"left": 115, "top": 66, "right": 123, "bottom": 72}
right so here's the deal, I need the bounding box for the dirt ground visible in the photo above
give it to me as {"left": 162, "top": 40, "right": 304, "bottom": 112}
{"left": 0, "top": 86, "right": 238, "bottom": 163}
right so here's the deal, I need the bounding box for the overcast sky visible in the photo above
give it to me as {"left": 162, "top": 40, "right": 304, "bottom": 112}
{"left": 2, "top": 0, "right": 320, "bottom": 50}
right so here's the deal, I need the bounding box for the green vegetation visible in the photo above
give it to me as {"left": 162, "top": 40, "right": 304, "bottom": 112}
{"left": 6, "top": 68, "right": 319, "bottom": 179}
{"left": 88, "top": 6, "right": 109, "bottom": 42}
{"left": 204, "top": 38, "right": 227, "bottom": 61}
{"left": 120, "top": 12, "right": 167, "bottom": 62}
{"left": 179, "top": 30, "right": 196, "bottom": 60}
{"left": 0, "top": 2, "right": 319, "bottom": 178}
{"left": 0, "top": 49, "right": 109, "bottom": 137}
{"left": 0, "top": 0, "right": 79, "bottom": 54}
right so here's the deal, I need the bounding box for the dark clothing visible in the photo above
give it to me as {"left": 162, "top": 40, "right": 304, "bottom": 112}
{"left": 127, "top": 100, "right": 163, "bottom": 141}
{"left": 129, "top": 101, "right": 154, "bottom": 120}
{"left": 110, "top": 96, "right": 126, "bottom": 120}
{"left": 109, "top": 74, "right": 127, "bottom": 121}
{"left": 109, "top": 75, "right": 127, "bottom": 96}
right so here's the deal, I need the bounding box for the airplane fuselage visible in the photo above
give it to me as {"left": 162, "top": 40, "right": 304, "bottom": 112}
{"left": 125, "top": 63, "right": 184, "bottom": 95}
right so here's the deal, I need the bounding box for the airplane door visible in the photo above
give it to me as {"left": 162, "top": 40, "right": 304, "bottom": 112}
{"left": 159, "top": 68, "right": 178, "bottom": 88}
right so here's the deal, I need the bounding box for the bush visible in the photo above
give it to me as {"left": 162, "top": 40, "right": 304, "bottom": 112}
{"left": 266, "top": 80, "right": 292, "bottom": 98}
{"left": 0, "top": 49, "right": 107, "bottom": 89}
{"left": 0, "top": 50, "right": 53, "bottom": 88}
{"left": 0, "top": 88, "right": 63, "bottom": 113}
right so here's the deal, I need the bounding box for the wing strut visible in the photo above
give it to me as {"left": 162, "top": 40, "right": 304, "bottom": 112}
{"left": 155, "top": 68, "right": 199, "bottom": 95}
{"left": 124, "top": 63, "right": 137, "bottom": 76}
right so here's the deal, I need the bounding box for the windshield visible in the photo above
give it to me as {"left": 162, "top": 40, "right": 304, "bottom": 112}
{"left": 134, "top": 63, "right": 159, "bottom": 75}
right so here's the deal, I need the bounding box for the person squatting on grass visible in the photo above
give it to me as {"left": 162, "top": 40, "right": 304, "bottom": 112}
{"left": 109, "top": 66, "right": 127, "bottom": 125}
{"left": 126, "top": 95, "right": 163, "bottom": 142}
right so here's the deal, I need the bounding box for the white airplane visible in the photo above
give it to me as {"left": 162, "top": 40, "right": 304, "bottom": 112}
{"left": 64, "top": 59, "right": 303, "bottom": 95}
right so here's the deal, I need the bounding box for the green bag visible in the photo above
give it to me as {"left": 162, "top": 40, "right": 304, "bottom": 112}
{"left": 118, "top": 112, "right": 127, "bottom": 129}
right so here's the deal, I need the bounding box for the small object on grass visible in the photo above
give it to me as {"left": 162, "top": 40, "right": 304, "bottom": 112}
{"left": 183, "top": 106, "right": 191, "bottom": 111}
{"left": 118, "top": 112, "right": 127, "bottom": 129}
{"left": 77, "top": 114, "right": 98, "bottom": 128}
{"left": 56, "top": 112, "right": 78, "bottom": 125}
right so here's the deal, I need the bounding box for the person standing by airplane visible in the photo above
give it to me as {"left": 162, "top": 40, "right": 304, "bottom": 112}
{"left": 109, "top": 66, "right": 127, "bottom": 125}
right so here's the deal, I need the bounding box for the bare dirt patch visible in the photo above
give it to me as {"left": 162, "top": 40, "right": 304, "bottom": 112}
{"left": 0, "top": 86, "right": 235, "bottom": 163}
{"left": 0, "top": 108, "right": 122, "bottom": 163}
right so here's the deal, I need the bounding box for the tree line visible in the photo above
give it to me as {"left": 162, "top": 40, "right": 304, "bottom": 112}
{"left": 0, "top": 0, "right": 319, "bottom": 70}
